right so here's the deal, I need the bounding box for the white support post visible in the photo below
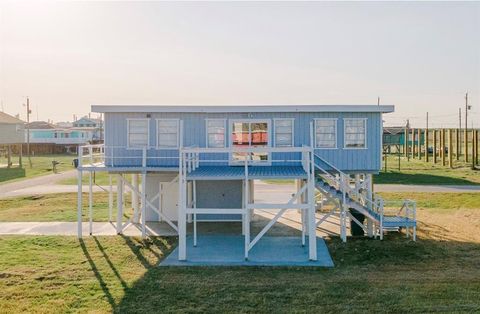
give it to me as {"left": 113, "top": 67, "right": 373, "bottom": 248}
{"left": 193, "top": 180, "right": 197, "bottom": 247}
{"left": 187, "top": 182, "right": 192, "bottom": 223}
{"left": 89, "top": 171, "right": 93, "bottom": 235}
{"left": 178, "top": 150, "right": 187, "bottom": 261}
{"left": 108, "top": 175, "right": 113, "bottom": 222}
{"left": 241, "top": 179, "right": 245, "bottom": 236}
{"left": 132, "top": 174, "right": 139, "bottom": 223}
{"left": 308, "top": 148, "right": 317, "bottom": 261}
{"left": 366, "top": 174, "right": 374, "bottom": 237}
{"left": 116, "top": 174, "right": 123, "bottom": 234}
{"left": 244, "top": 156, "right": 250, "bottom": 260}
{"left": 299, "top": 180, "right": 306, "bottom": 246}
{"left": 141, "top": 172, "right": 147, "bottom": 238}
{"left": 77, "top": 170, "right": 83, "bottom": 238}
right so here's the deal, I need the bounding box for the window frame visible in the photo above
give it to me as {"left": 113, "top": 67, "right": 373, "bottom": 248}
{"left": 343, "top": 118, "right": 368, "bottom": 149}
{"left": 205, "top": 119, "right": 227, "bottom": 148}
{"left": 228, "top": 119, "right": 272, "bottom": 165}
{"left": 314, "top": 118, "right": 338, "bottom": 149}
{"left": 156, "top": 118, "right": 180, "bottom": 150}
{"left": 127, "top": 118, "right": 150, "bottom": 150}
{"left": 273, "top": 118, "right": 294, "bottom": 147}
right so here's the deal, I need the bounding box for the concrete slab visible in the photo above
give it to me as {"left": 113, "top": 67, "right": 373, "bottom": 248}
{"left": 160, "top": 235, "right": 334, "bottom": 267}
{"left": 0, "top": 221, "right": 177, "bottom": 236}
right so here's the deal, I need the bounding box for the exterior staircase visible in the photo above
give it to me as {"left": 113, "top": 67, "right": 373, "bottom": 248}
{"left": 313, "top": 154, "right": 417, "bottom": 241}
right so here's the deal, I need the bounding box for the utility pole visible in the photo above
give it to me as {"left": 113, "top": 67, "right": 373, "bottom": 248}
{"left": 465, "top": 92, "right": 470, "bottom": 162}
{"left": 25, "top": 97, "right": 32, "bottom": 168}
{"left": 425, "top": 112, "right": 429, "bottom": 162}
{"left": 377, "top": 97, "right": 380, "bottom": 106}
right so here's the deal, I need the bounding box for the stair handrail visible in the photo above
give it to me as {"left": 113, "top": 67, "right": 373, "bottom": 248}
{"left": 314, "top": 153, "right": 382, "bottom": 214}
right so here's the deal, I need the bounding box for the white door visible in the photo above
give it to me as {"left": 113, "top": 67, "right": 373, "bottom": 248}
{"left": 159, "top": 180, "right": 179, "bottom": 222}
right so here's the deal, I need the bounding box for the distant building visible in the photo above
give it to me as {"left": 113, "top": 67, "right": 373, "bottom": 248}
{"left": 0, "top": 112, "right": 25, "bottom": 145}
{"left": 26, "top": 121, "right": 98, "bottom": 153}
{"left": 73, "top": 116, "right": 103, "bottom": 140}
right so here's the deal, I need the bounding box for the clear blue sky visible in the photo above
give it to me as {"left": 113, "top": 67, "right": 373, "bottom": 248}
{"left": 1, "top": 1, "right": 479, "bottom": 128}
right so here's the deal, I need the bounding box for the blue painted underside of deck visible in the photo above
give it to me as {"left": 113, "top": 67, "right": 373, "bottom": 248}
{"left": 187, "top": 166, "right": 307, "bottom": 180}
{"left": 160, "top": 236, "right": 334, "bottom": 267}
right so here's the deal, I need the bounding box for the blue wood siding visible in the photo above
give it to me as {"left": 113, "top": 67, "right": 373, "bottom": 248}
{"left": 104, "top": 111, "right": 382, "bottom": 172}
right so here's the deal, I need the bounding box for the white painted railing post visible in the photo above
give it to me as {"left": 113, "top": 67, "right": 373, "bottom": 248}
{"left": 142, "top": 147, "right": 147, "bottom": 168}
{"left": 412, "top": 201, "right": 417, "bottom": 241}
{"left": 308, "top": 146, "right": 317, "bottom": 260}
{"left": 244, "top": 155, "right": 250, "bottom": 260}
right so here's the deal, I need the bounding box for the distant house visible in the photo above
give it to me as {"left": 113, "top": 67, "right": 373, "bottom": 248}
{"left": 0, "top": 112, "right": 24, "bottom": 167}
{"left": 0, "top": 112, "right": 25, "bottom": 145}
{"left": 26, "top": 121, "right": 96, "bottom": 153}
{"left": 73, "top": 116, "right": 103, "bottom": 140}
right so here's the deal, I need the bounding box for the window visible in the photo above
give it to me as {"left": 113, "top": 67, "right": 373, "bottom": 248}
{"left": 127, "top": 119, "right": 149, "bottom": 148}
{"left": 206, "top": 119, "right": 226, "bottom": 148}
{"left": 157, "top": 119, "right": 179, "bottom": 149}
{"left": 344, "top": 118, "right": 367, "bottom": 148}
{"left": 274, "top": 119, "right": 294, "bottom": 147}
{"left": 230, "top": 120, "right": 270, "bottom": 163}
{"left": 315, "top": 119, "right": 337, "bottom": 148}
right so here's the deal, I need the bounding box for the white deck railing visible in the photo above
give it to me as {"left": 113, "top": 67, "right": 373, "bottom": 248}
{"left": 77, "top": 144, "right": 313, "bottom": 170}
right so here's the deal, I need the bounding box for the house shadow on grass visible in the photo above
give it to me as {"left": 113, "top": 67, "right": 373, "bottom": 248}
{"left": 78, "top": 217, "right": 480, "bottom": 312}
{"left": 375, "top": 171, "right": 479, "bottom": 185}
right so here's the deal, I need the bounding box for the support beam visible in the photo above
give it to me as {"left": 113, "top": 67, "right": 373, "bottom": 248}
{"left": 77, "top": 170, "right": 83, "bottom": 238}
{"left": 141, "top": 172, "right": 146, "bottom": 238}
{"left": 366, "top": 174, "right": 374, "bottom": 237}
{"left": 132, "top": 174, "right": 140, "bottom": 223}
{"left": 308, "top": 151, "right": 317, "bottom": 261}
{"left": 417, "top": 129, "right": 422, "bottom": 159}
{"left": 193, "top": 180, "right": 197, "bottom": 247}
{"left": 433, "top": 129, "right": 437, "bottom": 164}
{"left": 244, "top": 158, "right": 250, "bottom": 260}
{"left": 108, "top": 175, "right": 113, "bottom": 222}
{"left": 441, "top": 129, "right": 446, "bottom": 166}
{"left": 89, "top": 171, "right": 93, "bottom": 235}
{"left": 178, "top": 152, "right": 187, "bottom": 261}
{"left": 424, "top": 128, "right": 429, "bottom": 162}
{"left": 448, "top": 129, "right": 453, "bottom": 168}
{"left": 116, "top": 174, "right": 123, "bottom": 234}
{"left": 412, "top": 128, "right": 416, "bottom": 159}
{"left": 455, "top": 129, "right": 460, "bottom": 161}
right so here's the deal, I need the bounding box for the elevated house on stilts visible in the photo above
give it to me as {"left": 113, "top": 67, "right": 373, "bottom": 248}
{"left": 77, "top": 105, "right": 417, "bottom": 263}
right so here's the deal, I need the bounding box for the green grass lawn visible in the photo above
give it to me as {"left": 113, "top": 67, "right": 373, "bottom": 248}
{"left": 1, "top": 192, "right": 479, "bottom": 222}
{"left": 0, "top": 154, "right": 76, "bottom": 184}
{"left": 0, "top": 190, "right": 479, "bottom": 311}
{"left": 0, "top": 193, "right": 133, "bottom": 222}
{"left": 0, "top": 231, "right": 479, "bottom": 312}
{"left": 375, "top": 155, "right": 480, "bottom": 185}
{"left": 59, "top": 171, "right": 116, "bottom": 186}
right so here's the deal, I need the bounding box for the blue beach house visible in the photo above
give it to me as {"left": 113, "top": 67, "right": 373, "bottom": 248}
{"left": 77, "top": 104, "right": 417, "bottom": 262}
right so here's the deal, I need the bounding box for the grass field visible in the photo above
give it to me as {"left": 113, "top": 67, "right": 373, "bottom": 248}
{"left": 0, "top": 193, "right": 133, "bottom": 222}
{"left": 1, "top": 211, "right": 479, "bottom": 313}
{"left": 1, "top": 191, "right": 479, "bottom": 223}
{"left": 376, "top": 155, "right": 480, "bottom": 185}
{"left": 0, "top": 155, "right": 75, "bottom": 184}
{"left": 59, "top": 171, "right": 115, "bottom": 186}
{"left": 0, "top": 191, "right": 479, "bottom": 311}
